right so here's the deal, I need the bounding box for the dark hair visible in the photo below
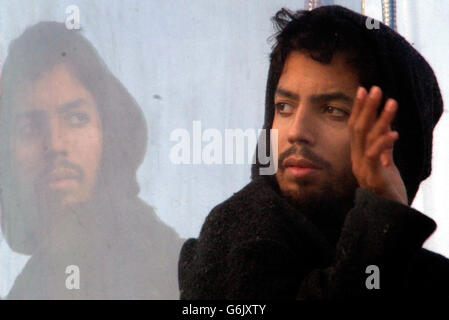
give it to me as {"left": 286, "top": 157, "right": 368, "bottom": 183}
{"left": 0, "top": 22, "right": 148, "bottom": 253}
{"left": 253, "top": 6, "right": 444, "bottom": 205}
{"left": 265, "top": 8, "right": 381, "bottom": 130}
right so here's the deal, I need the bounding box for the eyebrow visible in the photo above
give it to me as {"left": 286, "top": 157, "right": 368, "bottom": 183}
{"left": 275, "top": 87, "right": 354, "bottom": 106}
{"left": 275, "top": 88, "right": 299, "bottom": 101}
{"left": 56, "top": 98, "right": 87, "bottom": 114}
{"left": 16, "top": 98, "right": 87, "bottom": 121}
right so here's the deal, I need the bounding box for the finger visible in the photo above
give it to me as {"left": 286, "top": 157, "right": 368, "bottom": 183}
{"left": 356, "top": 86, "right": 383, "bottom": 134}
{"left": 349, "top": 87, "right": 368, "bottom": 160}
{"left": 352, "top": 86, "right": 383, "bottom": 153}
{"left": 365, "top": 131, "right": 398, "bottom": 163}
{"left": 367, "top": 98, "right": 398, "bottom": 144}
{"left": 348, "top": 86, "right": 367, "bottom": 129}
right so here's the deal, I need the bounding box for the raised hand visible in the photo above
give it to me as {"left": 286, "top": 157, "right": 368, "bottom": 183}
{"left": 348, "top": 86, "right": 408, "bottom": 206}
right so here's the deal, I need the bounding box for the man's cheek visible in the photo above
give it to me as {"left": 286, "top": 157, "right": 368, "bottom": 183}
{"left": 13, "top": 144, "right": 43, "bottom": 176}
{"left": 275, "top": 131, "right": 289, "bottom": 163}
{"left": 86, "top": 130, "right": 102, "bottom": 169}
{"left": 76, "top": 128, "right": 102, "bottom": 186}
{"left": 74, "top": 126, "right": 101, "bottom": 153}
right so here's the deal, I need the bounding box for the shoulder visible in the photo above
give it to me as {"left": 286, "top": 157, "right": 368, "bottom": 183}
{"left": 406, "top": 248, "right": 449, "bottom": 297}
{"left": 184, "top": 176, "right": 321, "bottom": 262}
{"left": 113, "top": 198, "right": 184, "bottom": 299}
{"left": 178, "top": 176, "right": 324, "bottom": 299}
{"left": 410, "top": 248, "right": 449, "bottom": 277}
{"left": 199, "top": 176, "right": 290, "bottom": 246}
{"left": 121, "top": 197, "right": 183, "bottom": 245}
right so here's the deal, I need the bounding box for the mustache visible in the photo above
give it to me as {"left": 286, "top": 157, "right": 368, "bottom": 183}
{"left": 278, "top": 145, "right": 331, "bottom": 171}
{"left": 36, "top": 159, "right": 84, "bottom": 184}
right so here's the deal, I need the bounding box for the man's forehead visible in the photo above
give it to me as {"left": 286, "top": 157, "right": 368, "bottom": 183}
{"left": 283, "top": 50, "right": 358, "bottom": 71}
{"left": 12, "top": 65, "right": 97, "bottom": 117}
{"left": 277, "top": 51, "right": 360, "bottom": 96}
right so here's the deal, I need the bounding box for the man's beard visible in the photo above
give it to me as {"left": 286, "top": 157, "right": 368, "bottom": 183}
{"left": 276, "top": 145, "right": 359, "bottom": 245}
{"left": 1, "top": 168, "right": 91, "bottom": 255}
{"left": 279, "top": 167, "right": 358, "bottom": 212}
{"left": 24, "top": 158, "right": 87, "bottom": 225}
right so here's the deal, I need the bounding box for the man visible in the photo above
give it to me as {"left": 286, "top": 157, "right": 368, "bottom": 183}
{"left": 179, "top": 6, "right": 449, "bottom": 299}
{"left": 0, "top": 22, "right": 183, "bottom": 299}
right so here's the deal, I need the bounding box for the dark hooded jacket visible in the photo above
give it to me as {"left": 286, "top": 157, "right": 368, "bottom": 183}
{"left": 6, "top": 195, "right": 183, "bottom": 300}
{"left": 178, "top": 6, "right": 449, "bottom": 299}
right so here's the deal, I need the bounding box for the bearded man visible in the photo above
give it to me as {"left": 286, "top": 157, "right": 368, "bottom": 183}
{"left": 178, "top": 6, "right": 449, "bottom": 299}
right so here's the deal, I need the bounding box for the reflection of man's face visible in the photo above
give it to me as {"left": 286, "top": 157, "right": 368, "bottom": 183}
{"left": 272, "top": 51, "right": 359, "bottom": 206}
{"left": 10, "top": 64, "right": 103, "bottom": 210}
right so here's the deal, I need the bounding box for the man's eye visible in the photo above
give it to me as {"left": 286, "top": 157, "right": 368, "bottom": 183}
{"left": 18, "top": 121, "right": 41, "bottom": 138}
{"left": 323, "top": 105, "right": 349, "bottom": 118}
{"left": 67, "top": 112, "right": 90, "bottom": 126}
{"left": 19, "top": 123, "right": 35, "bottom": 137}
{"left": 275, "top": 102, "right": 294, "bottom": 115}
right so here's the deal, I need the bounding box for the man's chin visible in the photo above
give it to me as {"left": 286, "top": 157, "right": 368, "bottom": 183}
{"left": 40, "top": 189, "right": 87, "bottom": 212}
{"left": 276, "top": 178, "right": 358, "bottom": 220}
{"left": 277, "top": 173, "right": 320, "bottom": 197}
{"left": 280, "top": 184, "right": 326, "bottom": 206}
{"left": 277, "top": 174, "right": 337, "bottom": 205}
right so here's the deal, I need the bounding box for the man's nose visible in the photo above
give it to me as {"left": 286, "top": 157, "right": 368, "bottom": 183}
{"left": 287, "top": 105, "right": 316, "bottom": 145}
{"left": 43, "top": 120, "right": 68, "bottom": 156}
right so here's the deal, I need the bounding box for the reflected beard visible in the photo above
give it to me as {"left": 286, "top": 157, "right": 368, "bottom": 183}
{"left": 2, "top": 179, "right": 91, "bottom": 253}
{"left": 41, "top": 186, "right": 77, "bottom": 210}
